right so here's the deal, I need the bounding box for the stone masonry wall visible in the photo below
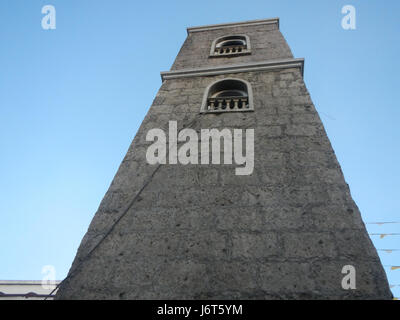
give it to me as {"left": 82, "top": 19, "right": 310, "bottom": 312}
{"left": 56, "top": 67, "right": 391, "bottom": 299}
{"left": 56, "top": 20, "right": 391, "bottom": 300}
{"left": 171, "top": 23, "right": 293, "bottom": 70}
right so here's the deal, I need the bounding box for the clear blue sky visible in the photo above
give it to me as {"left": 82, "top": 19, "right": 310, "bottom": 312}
{"left": 0, "top": 0, "right": 399, "bottom": 297}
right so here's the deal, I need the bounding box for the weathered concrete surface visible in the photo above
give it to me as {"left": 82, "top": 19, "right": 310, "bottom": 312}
{"left": 56, "top": 19, "right": 392, "bottom": 300}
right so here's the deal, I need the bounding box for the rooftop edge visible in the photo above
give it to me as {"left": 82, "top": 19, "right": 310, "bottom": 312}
{"left": 187, "top": 18, "right": 280, "bottom": 34}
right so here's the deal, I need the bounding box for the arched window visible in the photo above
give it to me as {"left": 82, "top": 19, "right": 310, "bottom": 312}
{"left": 200, "top": 78, "right": 254, "bottom": 113}
{"left": 210, "top": 35, "right": 251, "bottom": 57}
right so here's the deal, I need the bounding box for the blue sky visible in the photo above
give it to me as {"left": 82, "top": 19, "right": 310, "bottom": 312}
{"left": 0, "top": 0, "right": 399, "bottom": 297}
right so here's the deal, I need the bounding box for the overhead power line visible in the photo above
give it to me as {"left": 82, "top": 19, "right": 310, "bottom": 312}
{"left": 367, "top": 222, "right": 400, "bottom": 225}
{"left": 378, "top": 249, "right": 400, "bottom": 253}
{"left": 384, "top": 265, "right": 400, "bottom": 271}
{"left": 369, "top": 233, "right": 400, "bottom": 239}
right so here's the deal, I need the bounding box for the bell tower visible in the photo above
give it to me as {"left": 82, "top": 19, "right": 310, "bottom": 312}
{"left": 56, "top": 18, "right": 391, "bottom": 299}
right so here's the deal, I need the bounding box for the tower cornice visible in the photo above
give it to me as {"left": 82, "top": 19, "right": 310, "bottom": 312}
{"left": 187, "top": 18, "right": 280, "bottom": 34}
{"left": 161, "top": 58, "right": 304, "bottom": 81}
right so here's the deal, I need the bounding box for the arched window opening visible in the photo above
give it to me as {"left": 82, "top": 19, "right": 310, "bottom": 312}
{"left": 200, "top": 79, "right": 254, "bottom": 113}
{"left": 210, "top": 35, "right": 251, "bottom": 57}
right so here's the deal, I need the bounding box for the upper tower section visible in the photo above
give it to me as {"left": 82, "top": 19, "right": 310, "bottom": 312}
{"left": 170, "top": 18, "right": 294, "bottom": 71}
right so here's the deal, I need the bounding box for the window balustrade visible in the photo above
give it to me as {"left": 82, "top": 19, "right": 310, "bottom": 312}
{"left": 206, "top": 96, "right": 249, "bottom": 112}
{"left": 214, "top": 45, "right": 248, "bottom": 56}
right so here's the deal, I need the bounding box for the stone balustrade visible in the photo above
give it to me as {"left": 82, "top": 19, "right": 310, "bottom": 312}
{"left": 214, "top": 45, "right": 248, "bottom": 55}
{"left": 206, "top": 96, "right": 249, "bottom": 112}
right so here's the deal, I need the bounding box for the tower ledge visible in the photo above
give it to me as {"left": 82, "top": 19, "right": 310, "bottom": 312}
{"left": 161, "top": 57, "right": 304, "bottom": 81}
{"left": 187, "top": 18, "right": 280, "bottom": 34}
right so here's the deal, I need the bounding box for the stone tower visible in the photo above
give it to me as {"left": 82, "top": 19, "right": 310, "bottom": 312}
{"left": 56, "top": 18, "right": 391, "bottom": 299}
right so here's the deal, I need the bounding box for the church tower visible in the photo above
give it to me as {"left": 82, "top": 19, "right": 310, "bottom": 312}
{"left": 56, "top": 18, "right": 392, "bottom": 299}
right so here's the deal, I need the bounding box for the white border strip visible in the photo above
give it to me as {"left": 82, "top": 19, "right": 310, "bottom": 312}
{"left": 161, "top": 58, "right": 304, "bottom": 81}
{"left": 187, "top": 18, "right": 280, "bottom": 34}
